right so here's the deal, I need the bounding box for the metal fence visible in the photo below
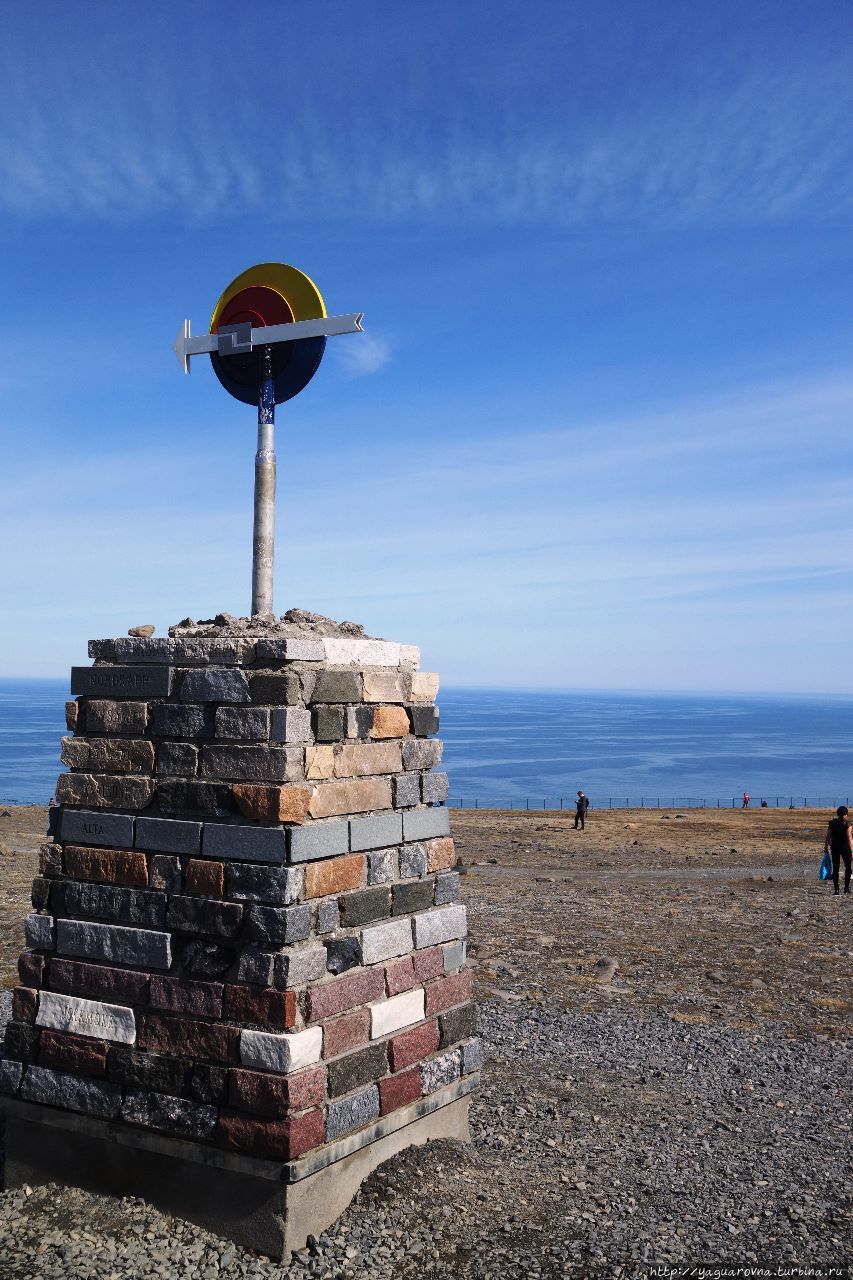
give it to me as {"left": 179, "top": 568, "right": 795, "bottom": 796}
{"left": 448, "top": 796, "right": 848, "bottom": 811}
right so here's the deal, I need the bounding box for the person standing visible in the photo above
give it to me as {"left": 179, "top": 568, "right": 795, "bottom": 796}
{"left": 742, "top": 791, "right": 750, "bottom": 808}
{"left": 574, "top": 790, "right": 590, "bottom": 831}
{"left": 824, "top": 805, "right": 852, "bottom": 896}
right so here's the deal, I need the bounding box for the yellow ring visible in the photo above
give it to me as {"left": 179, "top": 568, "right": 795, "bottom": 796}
{"left": 210, "top": 262, "right": 326, "bottom": 331}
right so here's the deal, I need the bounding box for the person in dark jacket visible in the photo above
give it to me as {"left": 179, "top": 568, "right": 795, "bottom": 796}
{"left": 574, "top": 790, "right": 590, "bottom": 831}
{"left": 824, "top": 805, "right": 852, "bottom": 896}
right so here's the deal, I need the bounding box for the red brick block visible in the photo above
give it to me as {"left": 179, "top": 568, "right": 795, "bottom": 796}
{"left": 384, "top": 956, "right": 417, "bottom": 996}
{"left": 412, "top": 946, "right": 444, "bottom": 982}
{"left": 321, "top": 1008, "right": 371, "bottom": 1060}
{"left": 378, "top": 1067, "right": 422, "bottom": 1115}
{"left": 307, "top": 967, "right": 385, "bottom": 1023}
{"left": 228, "top": 1065, "right": 325, "bottom": 1117}
{"left": 304, "top": 853, "right": 365, "bottom": 899}
{"left": 425, "top": 837, "right": 455, "bottom": 873}
{"left": 38, "top": 1029, "right": 108, "bottom": 1078}
{"left": 424, "top": 969, "right": 473, "bottom": 1017}
{"left": 12, "top": 988, "right": 38, "bottom": 1023}
{"left": 63, "top": 845, "right": 148, "bottom": 888}
{"left": 18, "top": 951, "right": 45, "bottom": 989}
{"left": 138, "top": 1014, "right": 240, "bottom": 1065}
{"left": 223, "top": 984, "right": 296, "bottom": 1030}
{"left": 149, "top": 976, "right": 223, "bottom": 1019}
{"left": 389, "top": 1018, "right": 439, "bottom": 1072}
{"left": 185, "top": 859, "right": 225, "bottom": 897}
{"left": 50, "top": 958, "right": 150, "bottom": 1006}
{"left": 217, "top": 1108, "right": 325, "bottom": 1160}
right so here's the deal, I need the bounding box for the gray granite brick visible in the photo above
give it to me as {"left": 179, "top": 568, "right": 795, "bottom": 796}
{"left": 367, "top": 847, "right": 397, "bottom": 884}
{"left": 0, "top": 1060, "right": 23, "bottom": 1095}
{"left": 349, "top": 812, "right": 403, "bottom": 853}
{"left": 326, "top": 1084, "right": 380, "bottom": 1141}
{"left": 346, "top": 706, "right": 373, "bottom": 739}
{"left": 270, "top": 708, "right": 313, "bottom": 743}
{"left": 419, "top": 1048, "right": 461, "bottom": 1094}
{"left": 87, "top": 639, "right": 116, "bottom": 661}
{"left": 316, "top": 899, "right": 340, "bottom": 934}
{"left": 114, "top": 637, "right": 254, "bottom": 666}
{"left": 149, "top": 704, "right": 213, "bottom": 739}
{"left": 256, "top": 637, "right": 325, "bottom": 662}
{"left": 392, "top": 773, "right": 421, "bottom": 808}
{"left": 156, "top": 742, "right": 199, "bottom": 776}
{"left": 166, "top": 896, "right": 243, "bottom": 938}
{"left": 421, "top": 771, "right": 449, "bottom": 804}
{"left": 56, "top": 919, "right": 172, "bottom": 969}
{"left": 24, "top": 913, "right": 54, "bottom": 951}
{"left": 180, "top": 668, "right": 250, "bottom": 703}
{"left": 21, "top": 1065, "right": 121, "bottom": 1118}
{"left": 398, "top": 843, "right": 427, "bottom": 879}
{"left": 63, "top": 882, "right": 167, "bottom": 928}
{"left": 135, "top": 816, "right": 201, "bottom": 855}
{"left": 215, "top": 706, "right": 271, "bottom": 740}
{"left": 402, "top": 738, "right": 444, "bottom": 771}
{"left": 435, "top": 871, "right": 460, "bottom": 905}
{"left": 247, "top": 903, "right": 311, "bottom": 947}
{"left": 225, "top": 863, "right": 302, "bottom": 904}
{"left": 412, "top": 904, "right": 466, "bottom": 949}
{"left": 122, "top": 1089, "right": 217, "bottom": 1139}
{"left": 84, "top": 700, "right": 148, "bottom": 734}
{"left": 443, "top": 940, "right": 466, "bottom": 973}
{"left": 59, "top": 810, "right": 134, "bottom": 849}
{"left": 203, "top": 823, "right": 287, "bottom": 864}
{"left": 236, "top": 950, "right": 276, "bottom": 986}
{"left": 402, "top": 807, "right": 451, "bottom": 842}
{"left": 71, "top": 666, "right": 172, "bottom": 699}
{"left": 158, "top": 780, "right": 237, "bottom": 817}
{"left": 288, "top": 820, "right": 349, "bottom": 863}
{"left": 274, "top": 943, "right": 327, "bottom": 988}
{"left": 201, "top": 744, "right": 302, "bottom": 783}
{"left": 461, "top": 1037, "right": 483, "bottom": 1074}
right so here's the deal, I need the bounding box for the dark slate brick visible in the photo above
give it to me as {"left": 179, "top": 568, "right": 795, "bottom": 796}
{"left": 410, "top": 705, "right": 439, "bottom": 737}
{"left": 136, "top": 816, "right": 202, "bottom": 856}
{"left": 191, "top": 1063, "right": 229, "bottom": 1105}
{"left": 313, "top": 705, "right": 345, "bottom": 742}
{"left": 392, "top": 879, "right": 434, "bottom": 916}
{"left": 4, "top": 1021, "right": 39, "bottom": 1062}
{"left": 157, "top": 780, "right": 238, "bottom": 817}
{"left": 246, "top": 904, "right": 311, "bottom": 948}
{"left": 166, "top": 895, "right": 243, "bottom": 938}
{"left": 249, "top": 672, "right": 301, "bottom": 706}
{"left": 310, "top": 671, "right": 362, "bottom": 704}
{"left": 180, "top": 668, "right": 250, "bottom": 704}
{"left": 156, "top": 742, "right": 199, "bottom": 776}
{"left": 439, "top": 1002, "right": 477, "bottom": 1049}
{"left": 324, "top": 937, "right": 362, "bottom": 975}
{"left": 108, "top": 1045, "right": 192, "bottom": 1095}
{"left": 149, "top": 704, "right": 213, "bottom": 739}
{"left": 63, "top": 882, "right": 167, "bottom": 928}
{"left": 179, "top": 939, "right": 237, "bottom": 979}
{"left": 326, "top": 1042, "right": 388, "bottom": 1098}
{"left": 338, "top": 886, "right": 391, "bottom": 928}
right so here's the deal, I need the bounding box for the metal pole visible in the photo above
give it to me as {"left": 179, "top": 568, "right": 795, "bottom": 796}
{"left": 251, "top": 348, "right": 276, "bottom": 616}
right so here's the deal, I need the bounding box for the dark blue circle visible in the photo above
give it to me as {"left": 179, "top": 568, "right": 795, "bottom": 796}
{"left": 210, "top": 336, "right": 326, "bottom": 406}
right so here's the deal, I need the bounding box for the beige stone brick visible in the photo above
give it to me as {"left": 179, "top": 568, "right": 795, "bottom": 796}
{"left": 410, "top": 672, "right": 440, "bottom": 703}
{"left": 425, "top": 836, "right": 456, "bottom": 872}
{"left": 305, "top": 746, "right": 335, "bottom": 780}
{"left": 308, "top": 776, "right": 393, "bottom": 819}
{"left": 334, "top": 741, "right": 403, "bottom": 778}
{"left": 304, "top": 854, "right": 366, "bottom": 898}
{"left": 362, "top": 671, "right": 408, "bottom": 703}
{"left": 231, "top": 784, "right": 312, "bottom": 824}
{"left": 370, "top": 706, "right": 410, "bottom": 740}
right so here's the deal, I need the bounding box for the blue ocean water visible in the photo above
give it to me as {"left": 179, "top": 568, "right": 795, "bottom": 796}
{"left": 1, "top": 678, "right": 851, "bottom": 809}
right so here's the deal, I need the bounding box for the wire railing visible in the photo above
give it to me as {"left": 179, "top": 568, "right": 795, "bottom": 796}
{"left": 447, "top": 795, "right": 848, "bottom": 811}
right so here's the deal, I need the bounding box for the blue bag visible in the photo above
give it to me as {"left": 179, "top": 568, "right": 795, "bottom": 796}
{"left": 819, "top": 850, "right": 832, "bottom": 881}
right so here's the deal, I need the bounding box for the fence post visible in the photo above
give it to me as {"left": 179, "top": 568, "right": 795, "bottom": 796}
{"left": 560, "top": 798, "right": 563, "bottom": 810}
{"left": 609, "top": 797, "right": 612, "bottom": 809}
{"left": 475, "top": 799, "right": 478, "bottom": 809}
{"left": 525, "top": 798, "right": 529, "bottom": 811}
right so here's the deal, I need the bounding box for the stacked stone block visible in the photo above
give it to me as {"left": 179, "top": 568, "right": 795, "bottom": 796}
{"left": 2, "top": 628, "right": 479, "bottom": 1229}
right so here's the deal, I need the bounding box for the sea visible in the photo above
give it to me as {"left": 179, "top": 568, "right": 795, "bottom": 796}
{"left": 1, "top": 678, "right": 852, "bottom": 810}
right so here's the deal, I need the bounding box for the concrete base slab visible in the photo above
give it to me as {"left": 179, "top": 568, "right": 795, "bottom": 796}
{"left": 3, "top": 1081, "right": 474, "bottom": 1260}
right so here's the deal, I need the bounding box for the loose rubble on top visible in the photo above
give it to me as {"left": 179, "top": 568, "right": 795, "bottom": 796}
{"left": 168, "top": 610, "right": 370, "bottom": 639}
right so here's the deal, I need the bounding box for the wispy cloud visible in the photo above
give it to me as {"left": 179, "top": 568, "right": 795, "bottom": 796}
{"left": 333, "top": 332, "right": 391, "bottom": 378}
{"left": 0, "top": 7, "right": 850, "bottom": 228}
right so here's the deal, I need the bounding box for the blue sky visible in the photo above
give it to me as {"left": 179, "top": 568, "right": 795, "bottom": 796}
{"left": 0, "top": 0, "right": 851, "bottom": 692}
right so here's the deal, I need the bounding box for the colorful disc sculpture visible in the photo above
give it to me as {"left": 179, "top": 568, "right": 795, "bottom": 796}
{"left": 209, "top": 263, "right": 328, "bottom": 406}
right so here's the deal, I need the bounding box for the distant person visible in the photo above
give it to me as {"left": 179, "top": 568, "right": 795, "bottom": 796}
{"left": 760, "top": 799, "right": 768, "bottom": 808}
{"left": 574, "top": 790, "right": 590, "bottom": 831}
{"left": 824, "top": 805, "right": 852, "bottom": 896}
{"left": 742, "top": 791, "right": 750, "bottom": 808}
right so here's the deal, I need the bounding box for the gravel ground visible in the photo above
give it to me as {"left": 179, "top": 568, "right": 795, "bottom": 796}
{"left": 0, "top": 806, "right": 850, "bottom": 1277}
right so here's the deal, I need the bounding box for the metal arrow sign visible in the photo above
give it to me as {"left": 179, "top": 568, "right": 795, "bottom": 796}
{"left": 173, "top": 312, "right": 364, "bottom": 374}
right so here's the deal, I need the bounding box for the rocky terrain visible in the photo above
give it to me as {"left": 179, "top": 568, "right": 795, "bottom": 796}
{"left": 0, "top": 804, "right": 849, "bottom": 1278}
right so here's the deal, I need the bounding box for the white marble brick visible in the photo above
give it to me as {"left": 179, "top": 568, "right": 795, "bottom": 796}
{"left": 239, "top": 1025, "right": 323, "bottom": 1074}
{"left": 36, "top": 991, "right": 136, "bottom": 1044}
{"left": 370, "top": 989, "right": 425, "bottom": 1040}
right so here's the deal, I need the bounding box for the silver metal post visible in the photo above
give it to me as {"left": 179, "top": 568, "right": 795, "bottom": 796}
{"left": 251, "top": 348, "right": 276, "bottom": 616}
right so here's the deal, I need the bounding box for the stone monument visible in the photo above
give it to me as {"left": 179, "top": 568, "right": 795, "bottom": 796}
{"left": 0, "top": 263, "right": 478, "bottom": 1258}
